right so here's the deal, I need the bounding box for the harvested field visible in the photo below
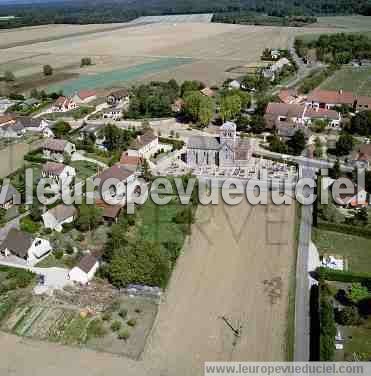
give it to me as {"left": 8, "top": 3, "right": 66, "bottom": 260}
{"left": 144, "top": 198, "right": 297, "bottom": 373}
{"left": 0, "top": 22, "right": 357, "bottom": 92}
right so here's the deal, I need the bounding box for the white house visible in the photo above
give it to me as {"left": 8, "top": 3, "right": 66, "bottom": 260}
{"left": 42, "top": 161, "right": 76, "bottom": 189}
{"left": 228, "top": 80, "right": 241, "bottom": 90}
{"left": 52, "top": 96, "right": 78, "bottom": 112}
{"left": 0, "top": 229, "right": 52, "bottom": 265}
{"left": 43, "top": 139, "right": 76, "bottom": 162}
{"left": 103, "top": 107, "right": 122, "bottom": 120}
{"left": 15, "top": 117, "right": 54, "bottom": 137}
{"left": 42, "top": 204, "right": 77, "bottom": 232}
{"left": 127, "top": 129, "right": 158, "bottom": 158}
{"left": 68, "top": 254, "right": 99, "bottom": 285}
{"left": 106, "top": 89, "right": 130, "bottom": 107}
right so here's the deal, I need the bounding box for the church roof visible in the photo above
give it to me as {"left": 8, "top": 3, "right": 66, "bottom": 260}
{"left": 187, "top": 136, "right": 220, "bottom": 150}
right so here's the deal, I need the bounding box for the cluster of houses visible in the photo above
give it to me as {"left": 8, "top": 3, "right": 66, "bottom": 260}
{"left": 265, "top": 88, "right": 371, "bottom": 140}
{"left": 0, "top": 125, "right": 163, "bottom": 285}
{"left": 0, "top": 114, "right": 54, "bottom": 138}
{"left": 52, "top": 90, "right": 97, "bottom": 112}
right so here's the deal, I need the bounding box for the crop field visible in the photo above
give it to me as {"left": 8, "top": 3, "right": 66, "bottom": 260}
{"left": 0, "top": 22, "right": 354, "bottom": 93}
{"left": 320, "top": 67, "right": 371, "bottom": 97}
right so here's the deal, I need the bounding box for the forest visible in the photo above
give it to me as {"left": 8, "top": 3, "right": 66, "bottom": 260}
{"left": 0, "top": 0, "right": 370, "bottom": 28}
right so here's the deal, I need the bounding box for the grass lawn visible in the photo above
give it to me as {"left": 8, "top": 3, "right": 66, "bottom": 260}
{"left": 320, "top": 67, "right": 371, "bottom": 96}
{"left": 137, "top": 196, "right": 187, "bottom": 252}
{"left": 44, "top": 106, "right": 94, "bottom": 121}
{"left": 312, "top": 228, "right": 371, "bottom": 273}
{"left": 35, "top": 253, "right": 75, "bottom": 268}
{"left": 70, "top": 160, "right": 98, "bottom": 180}
{"left": 342, "top": 317, "right": 371, "bottom": 360}
{"left": 84, "top": 152, "right": 110, "bottom": 165}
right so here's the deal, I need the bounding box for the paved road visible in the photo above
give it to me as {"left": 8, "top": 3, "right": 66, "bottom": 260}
{"left": 294, "top": 163, "right": 315, "bottom": 361}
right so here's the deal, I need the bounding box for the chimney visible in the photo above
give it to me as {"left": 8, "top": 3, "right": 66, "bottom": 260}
{"left": 339, "top": 89, "right": 343, "bottom": 95}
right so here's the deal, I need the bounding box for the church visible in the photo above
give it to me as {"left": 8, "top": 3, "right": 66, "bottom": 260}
{"left": 186, "top": 122, "right": 255, "bottom": 168}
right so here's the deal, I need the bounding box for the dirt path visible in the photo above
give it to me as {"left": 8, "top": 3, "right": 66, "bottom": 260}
{"left": 0, "top": 199, "right": 296, "bottom": 376}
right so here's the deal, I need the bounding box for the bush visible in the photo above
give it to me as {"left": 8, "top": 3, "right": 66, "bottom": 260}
{"left": 317, "top": 222, "right": 371, "bottom": 239}
{"left": 320, "top": 292, "right": 336, "bottom": 360}
{"left": 43, "top": 65, "right": 53, "bottom": 76}
{"left": 316, "top": 267, "right": 371, "bottom": 285}
{"left": 87, "top": 319, "right": 106, "bottom": 340}
{"left": 102, "top": 312, "right": 112, "bottom": 321}
{"left": 134, "top": 308, "right": 142, "bottom": 314}
{"left": 127, "top": 318, "right": 137, "bottom": 327}
{"left": 118, "top": 309, "right": 127, "bottom": 319}
{"left": 110, "top": 320, "right": 121, "bottom": 332}
{"left": 20, "top": 216, "right": 41, "bottom": 234}
{"left": 118, "top": 329, "right": 130, "bottom": 341}
{"left": 335, "top": 306, "right": 361, "bottom": 326}
{"left": 54, "top": 250, "right": 64, "bottom": 260}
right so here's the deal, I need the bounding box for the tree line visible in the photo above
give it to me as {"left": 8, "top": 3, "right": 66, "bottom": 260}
{"left": 0, "top": 0, "right": 370, "bottom": 29}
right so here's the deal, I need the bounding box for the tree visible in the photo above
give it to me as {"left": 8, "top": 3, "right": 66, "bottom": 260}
{"left": 335, "top": 133, "right": 355, "bottom": 156}
{"left": 180, "top": 80, "right": 204, "bottom": 97}
{"left": 107, "top": 240, "right": 170, "bottom": 288}
{"left": 220, "top": 94, "right": 242, "bottom": 122}
{"left": 53, "top": 120, "right": 71, "bottom": 138}
{"left": 314, "top": 136, "right": 324, "bottom": 158}
{"left": 80, "top": 57, "right": 92, "bottom": 67}
{"left": 350, "top": 110, "right": 371, "bottom": 136}
{"left": 249, "top": 115, "right": 265, "bottom": 134}
{"left": 267, "top": 134, "right": 288, "bottom": 154}
{"left": 4, "top": 71, "right": 15, "bottom": 82}
{"left": 287, "top": 130, "right": 306, "bottom": 156}
{"left": 183, "top": 91, "right": 213, "bottom": 127}
{"left": 355, "top": 207, "right": 368, "bottom": 224}
{"left": 43, "top": 65, "right": 53, "bottom": 76}
{"left": 348, "top": 283, "right": 370, "bottom": 304}
{"left": 329, "top": 159, "right": 341, "bottom": 180}
{"left": 29, "top": 201, "right": 42, "bottom": 222}
{"left": 77, "top": 204, "right": 103, "bottom": 232}
{"left": 335, "top": 306, "right": 360, "bottom": 326}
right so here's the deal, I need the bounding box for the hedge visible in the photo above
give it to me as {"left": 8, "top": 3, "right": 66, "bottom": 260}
{"left": 24, "top": 148, "right": 45, "bottom": 163}
{"left": 316, "top": 267, "right": 371, "bottom": 284}
{"left": 317, "top": 222, "right": 371, "bottom": 239}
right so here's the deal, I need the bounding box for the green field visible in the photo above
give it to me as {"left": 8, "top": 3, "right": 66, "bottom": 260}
{"left": 320, "top": 67, "right": 371, "bottom": 96}
{"left": 47, "top": 58, "right": 193, "bottom": 95}
{"left": 312, "top": 228, "right": 371, "bottom": 274}
{"left": 314, "top": 16, "right": 371, "bottom": 31}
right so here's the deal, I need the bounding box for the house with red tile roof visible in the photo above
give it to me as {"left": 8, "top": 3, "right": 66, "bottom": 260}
{"left": 72, "top": 90, "right": 97, "bottom": 104}
{"left": 306, "top": 89, "right": 371, "bottom": 112}
{"left": 52, "top": 96, "right": 78, "bottom": 112}
{"left": 264, "top": 102, "right": 341, "bottom": 130}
